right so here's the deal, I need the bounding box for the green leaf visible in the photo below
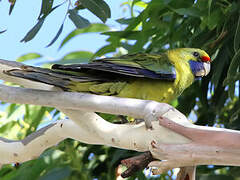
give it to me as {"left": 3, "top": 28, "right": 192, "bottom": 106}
{"left": 93, "top": 44, "right": 115, "bottom": 58}
{"left": 197, "top": 174, "right": 234, "bottom": 180}
{"left": 173, "top": 7, "right": 202, "bottom": 17}
{"left": 5, "top": 104, "right": 19, "bottom": 119}
{"left": 4, "top": 105, "right": 25, "bottom": 124}
{"left": 68, "top": 9, "right": 90, "bottom": 29}
{"left": 168, "top": 0, "right": 192, "bottom": 8}
{"left": 227, "top": 48, "right": 240, "bottom": 100}
{"left": 234, "top": 14, "right": 240, "bottom": 53}
{"left": 59, "top": 23, "right": 109, "bottom": 49}
{"left": 0, "top": 122, "right": 16, "bottom": 135}
{"left": 53, "top": 51, "right": 93, "bottom": 64}
{"left": 208, "top": 0, "right": 212, "bottom": 16}
{"left": 63, "top": 51, "right": 93, "bottom": 60}
{"left": 0, "top": 165, "right": 18, "bottom": 180}
{"left": 0, "top": 29, "right": 7, "bottom": 34}
{"left": 102, "top": 31, "right": 141, "bottom": 40}
{"left": 46, "top": 24, "right": 64, "bottom": 47}
{"left": 0, "top": 165, "right": 14, "bottom": 178}
{"left": 207, "top": 9, "right": 222, "bottom": 30}
{"left": 16, "top": 53, "right": 42, "bottom": 62}
{"left": 9, "top": 159, "right": 46, "bottom": 180}
{"left": 9, "top": 2, "right": 16, "bottom": 15}
{"left": 78, "top": 0, "right": 111, "bottom": 23}
{"left": 125, "top": 11, "right": 142, "bottom": 31}
{"left": 227, "top": 83, "right": 235, "bottom": 101}
{"left": 230, "top": 108, "right": 240, "bottom": 123}
{"left": 128, "top": 37, "right": 147, "bottom": 53}
{"left": 116, "top": 18, "right": 136, "bottom": 25}
{"left": 24, "top": 106, "right": 50, "bottom": 135}
{"left": 227, "top": 49, "right": 240, "bottom": 79}
{"left": 38, "top": 0, "right": 54, "bottom": 19}
{"left": 132, "top": 0, "right": 148, "bottom": 9}
{"left": 20, "top": 18, "right": 45, "bottom": 43}
{"left": 211, "top": 49, "right": 227, "bottom": 88}
{"left": 223, "top": 73, "right": 240, "bottom": 86}
{"left": 39, "top": 167, "right": 71, "bottom": 180}
{"left": 21, "top": 3, "right": 64, "bottom": 43}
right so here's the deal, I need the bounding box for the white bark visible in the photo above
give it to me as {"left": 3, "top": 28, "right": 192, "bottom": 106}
{"left": 0, "top": 84, "right": 191, "bottom": 161}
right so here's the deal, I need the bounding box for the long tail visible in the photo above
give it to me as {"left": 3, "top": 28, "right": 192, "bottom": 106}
{"left": 3, "top": 65, "right": 96, "bottom": 91}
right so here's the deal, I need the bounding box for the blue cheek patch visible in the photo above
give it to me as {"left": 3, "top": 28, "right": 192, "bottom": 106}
{"left": 188, "top": 60, "right": 204, "bottom": 78}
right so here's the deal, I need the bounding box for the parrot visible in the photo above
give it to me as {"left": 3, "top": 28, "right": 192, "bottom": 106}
{"left": 4, "top": 48, "right": 211, "bottom": 104}
{"left": 4, "top": 48, "right": 211, "bottom": 128}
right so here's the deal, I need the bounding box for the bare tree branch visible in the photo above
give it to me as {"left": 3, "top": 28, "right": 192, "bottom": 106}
{"left": 1, "top": 59, "right": 240, "bottom": 180}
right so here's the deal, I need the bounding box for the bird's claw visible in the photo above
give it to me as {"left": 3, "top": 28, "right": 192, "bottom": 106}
{"left": 144, "top": 113, "right": 156, "bottom": 130}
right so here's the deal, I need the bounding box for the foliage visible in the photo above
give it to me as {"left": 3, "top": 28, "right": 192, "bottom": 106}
{"left": 0, "top": 0, "right": 240, "bottom": 179}
{"left": 15, "top": 0, "right": 110, "bottom": 46}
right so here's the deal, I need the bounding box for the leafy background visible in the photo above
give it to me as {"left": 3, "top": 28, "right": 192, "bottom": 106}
{"left": 0, "top": 0, "right": 240, "bottom": 179}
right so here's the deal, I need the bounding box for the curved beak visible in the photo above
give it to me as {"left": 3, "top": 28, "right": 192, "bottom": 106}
{"left": 195, "top": 62, "right": 211, "bottom": 77}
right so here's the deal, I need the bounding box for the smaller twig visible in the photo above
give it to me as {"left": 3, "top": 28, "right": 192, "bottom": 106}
{"left": 121, "top": 151, "right": 155, "bottom": 178}
{"left": 177, "top": 166, "right": 196, "bottom": 180}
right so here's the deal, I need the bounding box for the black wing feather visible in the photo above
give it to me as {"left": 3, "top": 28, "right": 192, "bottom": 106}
{"left": 52, "top": 61, "right": 176, "bottom": 81}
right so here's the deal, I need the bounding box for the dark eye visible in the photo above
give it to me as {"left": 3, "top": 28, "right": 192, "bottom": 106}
{"left": 193, "top": 52, "right": 200, "bottom": 57}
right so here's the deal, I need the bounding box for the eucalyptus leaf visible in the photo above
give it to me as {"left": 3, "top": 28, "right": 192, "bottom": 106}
{"left": 38, "top": 0, "right": 54, "bottom": 19}
{"left": 102, "top": 31, "right": 142, "bottom": 40}
{"left": 234, "top": 15, "right": 240, "bottom": 53}
{"left": 207, "top": 9, "right": 222, "bottom": 30}
{"left": 39, "top": 167, "right": 71, "bottom": 180}
{"left": 59, "top": 23, "right": 109, "bottom": 49}
{"left": 0, "top": 29, "right": 7, "bottom": 34}
{"left": 46, "top": 24, "right": 64, "bottom": 47}
{"left": 16, "top": 53, "right": 42, "bottom": 62}
{"left": 93, "top": 44, "right": 115, "bottom": 58}
{"left": 53, "top": 51, "right": 93, "bottom": 64}
{"left": 173, "top": 7, "right": 201, "bottom": 17}
{"left": 9, "top": 2, "right": 15, "bottom": 15}
{"left": 20, "top": 18, "right": 45, "bottom": 43}
{"left": 208, "top": 0, "right": 212, "bottom": 16}
{"left": 227, "top": 49, "right": 240, "bottom": 100}
{"left": 116, "top": 18, "right": 136, "bottom": 25}
{"left": 197, "top": 174, "right": 234, "bottom": 180}
{"left": 21, "top": 2, "right": 64, "bottom": 43}
{"left": 77, "top": 0, "right": 111, "bottom": 23}
{"left": 227, "top": 49, "right": 240, "bottom": 80}
{"left": 68, "top": 9, "right": 90, "bottom": 29}
{"left": 63, "top": 51, "right": 93, "bottom": 60}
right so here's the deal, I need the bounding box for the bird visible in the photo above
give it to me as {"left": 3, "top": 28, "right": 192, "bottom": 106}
{"left": 4, "top": 48, "right": 211, "bottom": 105}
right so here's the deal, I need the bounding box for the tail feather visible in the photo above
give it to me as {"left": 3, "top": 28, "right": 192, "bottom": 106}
{"left": 3, "top": 65, "right": 102, "bottom": 90}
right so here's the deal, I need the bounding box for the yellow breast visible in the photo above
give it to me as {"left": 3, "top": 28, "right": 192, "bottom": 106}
{"left": 118, "top": 79, "right": 177, "bottom": 103}
{"left": 118, "top": 62, "right": 194, "bottom": 103}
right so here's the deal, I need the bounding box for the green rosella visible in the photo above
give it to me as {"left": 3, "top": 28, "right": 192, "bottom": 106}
{"left": 5, "top": 48, "right": 211, "bottom": 104}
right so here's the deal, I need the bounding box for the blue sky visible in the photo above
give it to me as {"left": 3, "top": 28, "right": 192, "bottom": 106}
{"left": 0, "top": 0, "right": 127, "bottom": 61}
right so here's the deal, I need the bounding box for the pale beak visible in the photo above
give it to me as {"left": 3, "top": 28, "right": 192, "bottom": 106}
{"left": 195, "top": 62, "right": 211, "bottom": 77}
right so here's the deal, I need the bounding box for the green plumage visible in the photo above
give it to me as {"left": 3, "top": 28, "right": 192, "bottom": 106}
{"left": 5, "top": 48, "right": 211, "bottom": 103}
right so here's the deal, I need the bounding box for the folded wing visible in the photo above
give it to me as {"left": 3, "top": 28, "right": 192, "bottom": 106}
{"left": 52, "top": 53, "right": 176, "bottom": 81}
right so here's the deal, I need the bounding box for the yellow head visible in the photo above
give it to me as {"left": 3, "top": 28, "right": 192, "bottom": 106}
{"left": 167, "top": 48, "right": 211, "bottom": 77}
{"left": 168, "top": 48, "right": 211, "bottom": 62}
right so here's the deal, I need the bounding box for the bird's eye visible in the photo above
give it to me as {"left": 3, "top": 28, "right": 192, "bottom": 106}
{"left": 193, "top": 52, "right": 200, "bottom": 57}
